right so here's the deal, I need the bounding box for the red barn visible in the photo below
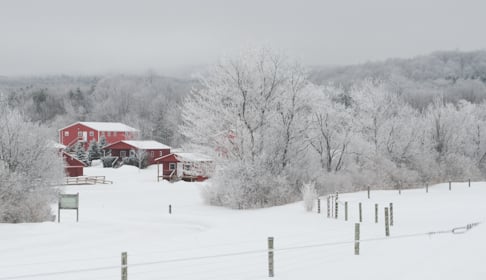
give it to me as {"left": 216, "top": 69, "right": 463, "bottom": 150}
{"left": 62, "top": 151, "right": 85, "bottom": 177}
{"left": 155, "top": 152, "right": 213, "bottom": 181}
{"left": 103, "top": 140, "right": 171, "bottom": 165}
{"left": 58, "top": 122, "right": 139, "bottom": 149}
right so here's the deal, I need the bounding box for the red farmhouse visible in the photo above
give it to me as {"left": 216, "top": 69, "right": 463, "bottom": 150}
{"left": 62, "top": 151, "right": 85, "bottom": 177}
{"left": 103, "top": 140, "right": 171, "bottom": 165}
{"left": 155, "top": 152, "right": 213, "bottom": 181}
{"left": 58, "top": 122, "right": 138, "bottom": 149}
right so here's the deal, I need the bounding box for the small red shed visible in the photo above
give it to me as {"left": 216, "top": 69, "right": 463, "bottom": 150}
{"left": 62, "top": 151, "right": 85, "bottom": 177}
{"left": 155, "top": 152, "right": 213, "bottom": 181}
{"left": 58, "top": 122, "right": 139, "bottom": 150}
{"left": 103, "top": 140, "right": 171, "bottom": 165}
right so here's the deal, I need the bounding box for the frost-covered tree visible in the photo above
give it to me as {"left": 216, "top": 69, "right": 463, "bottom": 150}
{"left": 181, "top": 48, "right": 316, "bottom": 208}
{"left": 306, "top": 86, "right": 353, "bottom": 173}
{"left": 0, "top": 98, "right": 64, "bottom": 223}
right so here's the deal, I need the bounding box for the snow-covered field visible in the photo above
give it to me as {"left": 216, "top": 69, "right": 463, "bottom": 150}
{"left": 1, "top": 164, "right": 485, "bottom": 280}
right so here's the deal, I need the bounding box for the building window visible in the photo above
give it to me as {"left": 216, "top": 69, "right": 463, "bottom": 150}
{"left": 169, "top": 163, "right": 176, "bottom": 170}
{"left": 150, "top": 151, "right": 154, "bottom": 157}
{"left": 129, "top": 150, "right": 135, "bottom": 157}
{"left": 159, "top": 151, "right": 163, "bottom": 156}
{"left": 64, "top": 131, "right": 69, "bottom": 137}
{"left": 107, "top": 131, "right": 111, "bottom": 137}
{"left": 120, "top": 151, "right": 127, "bottom": 158}
{"left": 78, "top": 131, "right": 83, "bottom": 137}
{"left": 89, "top": 131, "right": 94, "bottom": 137}
{"left": 125, "top": 132, "right": 129, "bottom": 138}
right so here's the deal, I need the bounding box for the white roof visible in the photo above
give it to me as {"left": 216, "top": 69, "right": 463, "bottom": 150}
{"left": 122, "top": 140, "right": 171, "bottom": 150}
{"left": 60, "top": 122, "right": 138, "bottom": 132}
{"left": 174, "top": 152, "right": 212, "bottom": 162}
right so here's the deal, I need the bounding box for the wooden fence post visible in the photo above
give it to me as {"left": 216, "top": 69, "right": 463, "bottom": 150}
{"left": 426, "top": 183, "right": 428, "bottom": 193}
{"left": 367, "top": 186, "right": 370, "bottom": 199}
{"left": 398, "top": 186, "right": 401, "bottom": 195}
{"left": 449, "top": 181, "right": 451, "bottom": 191}
{"left": 375, "top": 203, "right": 378, "bottom": 223}
{"left": 169, "top": 204, "right": 172, "bottom": 214}
{"left": 327, "top": 196, "right": 330, "bottom": 218}
{"left": 468, "top": 179, "right": 471, "bottom": 187}
{"left": 335, "top": 199, "right": 339, "bottom": 219}
{"left": 359, "top": 202, "right": 362, "bottom": 223}
{"left": 354, "top": 223, "right": 360, "bottom": 255}
{"left": 121, "top": 252, "right": 127, "bottom": 280}
{"left": 389, "top": 203, "right": 394, "bottom": 226}
{"left": 317, "top": 198, "right": 321, "bottom": 214}
{"left": 345, "top": 201, "right": 348, "bottom": 221}
{"left": 268, "top": 237, "right": 274, "bottom": 277}
{"left": 385, "top": 208, "right": 390, "bottom": 237}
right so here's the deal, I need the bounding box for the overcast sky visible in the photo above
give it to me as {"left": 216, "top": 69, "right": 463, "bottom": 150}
{"left": 1, "top": 0, "right": 485, "bottom": 76}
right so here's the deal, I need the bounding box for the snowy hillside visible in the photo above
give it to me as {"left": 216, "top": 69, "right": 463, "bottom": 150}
{"left": 0, "top": 165, "right": 485, "bottom": 280}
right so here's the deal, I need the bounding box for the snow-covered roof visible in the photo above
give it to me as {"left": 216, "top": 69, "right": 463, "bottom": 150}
{"left": 59, "top": 122, "right": 139, "bottom": 132}
{"left": 49, "top": 141, "right": 66, "bottom": 149}
{"left": 174, "top": 152, "right": 213, "bottom": 162}
{"left": 122, "top": 140, "right": 171, "bottom": 150}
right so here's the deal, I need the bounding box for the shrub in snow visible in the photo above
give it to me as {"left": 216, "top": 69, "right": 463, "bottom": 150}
{"left": 0, "top": 102, "right": 64, "bottom": 223}
{"left": 301, "top": 182, "right": 317, "bottom": 212}
{"left": 101, "top": 156, "right": 118, "bottom": 168}
{"left": 202, "top": 160, "right": 298, "bottom": 209}
{"left": 123, "top": 155, "right": 148, "bottom": 169}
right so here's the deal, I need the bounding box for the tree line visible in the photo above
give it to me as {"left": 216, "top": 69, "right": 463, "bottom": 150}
{"left": 181, "top": 48, "right": 486, "bottom": 209}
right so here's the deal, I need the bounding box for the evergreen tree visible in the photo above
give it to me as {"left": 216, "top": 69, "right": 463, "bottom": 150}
{"left": 87, "top": 140, "right": 100, "bottom": 161}
{"left": 74, "top": 142, "right": 88, "bottom": 164}
{"left": 98, "top": 136, "right": 107, "bottom": 157}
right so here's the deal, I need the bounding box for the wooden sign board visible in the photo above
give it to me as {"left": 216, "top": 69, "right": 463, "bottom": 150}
{"left": 58, "top": 193, "right": 79, "bottom": 222}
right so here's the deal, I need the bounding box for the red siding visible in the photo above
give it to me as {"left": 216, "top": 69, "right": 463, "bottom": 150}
{"left": 156, "top": 154, "right": 179, "bottom": 176}
{"left": 63, "top": 152, "right": 85, "bottom": 177}
{"left": 59, "top": 123, "right": 137, "bottom": 149}
{"left": 104, "top": 141, "right": 170, "bottom": 165}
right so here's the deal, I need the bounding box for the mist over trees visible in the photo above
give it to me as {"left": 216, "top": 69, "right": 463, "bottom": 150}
{"left": 2, "top": 49, "right": 486, "bottom": 210}
{"left": 310, "top": 50, "right": 486, "bottom": 109}
{"left": 0, "top": 74, "right": 193, "bottom": 147}
{"left": 182, "top": 48, "right": 486, "bottom": 208}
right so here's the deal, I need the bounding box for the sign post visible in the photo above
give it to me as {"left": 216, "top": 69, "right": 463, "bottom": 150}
{"left": 58, "top": 193, "right": 79, "bottom": 222}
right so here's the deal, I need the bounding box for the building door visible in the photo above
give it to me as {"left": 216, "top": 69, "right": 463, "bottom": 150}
{"left": 177, "top": 162, "right": 183, "bottom": 177}
{"left": 82, "top": 131, "right": 88, "bottom": 142}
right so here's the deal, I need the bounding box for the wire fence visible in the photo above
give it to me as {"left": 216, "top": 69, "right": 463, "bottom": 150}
{"left": 0, "top": 221, "right": 481, "bottom": 280}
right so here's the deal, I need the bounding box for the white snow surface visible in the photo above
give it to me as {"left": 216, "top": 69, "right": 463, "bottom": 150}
{"left": 174, "top": 152, "right": 212, "bottom": 162}
{"left": 78, "top": 122, "right": 139, "bottom": 132}
{"left": 1, "top": 165, "right": 485, "bottom": 279}
{"left": 121, "top": 140, "right": 171, "bottom": 150}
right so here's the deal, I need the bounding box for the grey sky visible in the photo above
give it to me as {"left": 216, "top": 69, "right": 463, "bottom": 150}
{"left": 1, "top": 0, "right": 485, "bottom": 76}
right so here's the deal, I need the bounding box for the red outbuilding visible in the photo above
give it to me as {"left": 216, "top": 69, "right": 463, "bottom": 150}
{"left": 103, "top": 140, "right": 171, "bottom": 166}
{"left": 62, "top": 151, "right": 85, "bottom": 177}
{"left": 58, "top": 122, "right": 139, "bottom": 149}
{"left": 155, "top": 152, "right": 213, "bottom": 181}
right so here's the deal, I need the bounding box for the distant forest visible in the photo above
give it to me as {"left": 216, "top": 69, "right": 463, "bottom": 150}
{"left": 1, "top": 49, "right": 486, "bottom": 146}
{"left": 311, "top": 50, "right": 486, "bottom": 109}
{"left": 3, "top": 49, "right": 486, "bottom": 211}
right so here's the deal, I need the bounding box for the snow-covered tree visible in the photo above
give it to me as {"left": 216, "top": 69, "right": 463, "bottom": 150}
{"left": 74, "top": 142, "right": 87, "bottom": 164}
{"left": 181, "top": 47, "right": 315, "bottom": 208}
{"left": 87, "top": 140, "right": 101, "bottom": 161}
{"left": 0, "top": 97, "right": 64, "bottom": 223}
